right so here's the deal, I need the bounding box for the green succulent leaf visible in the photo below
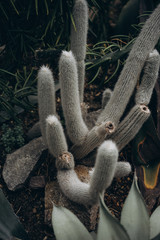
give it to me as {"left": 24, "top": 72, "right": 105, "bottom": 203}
{"left": 52, "top": 205, "right": 93, "bottom": 240}
{"left": 97, "top": 195, "right": 130, "bottom": 240}
{"left": 150, "top": 206, "right": 160, "bottom": 239}
{"left": 120, "top": 176, "right": 150, "bottom": 240}
{"left": 0, "top": 189, "right": 29, "bottom": 240}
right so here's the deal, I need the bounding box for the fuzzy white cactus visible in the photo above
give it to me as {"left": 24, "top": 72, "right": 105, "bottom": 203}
{"left": 37, "top": 1, "right": 160, "bottom": 206}
{"left": 70, "top": 0, "right": 88, "bottom": 102}
{"left": 59, "top": 51, "right": 88, "bottom": 145}
{"left": 57, "top": 140, "right": 119, "bottom": 205}
{"left": 38, "top": 66, "right": 56, "bottom": 145}
{"left": 135, "top": 49, "right": 160, "bottom": 105}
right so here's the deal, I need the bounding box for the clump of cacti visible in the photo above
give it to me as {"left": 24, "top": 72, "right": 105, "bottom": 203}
{"left": 37, "top": 0, "right": 160, "bottom": 205}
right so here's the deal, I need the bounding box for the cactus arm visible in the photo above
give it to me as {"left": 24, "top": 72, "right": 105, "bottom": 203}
{"left": 59, "top": 51, "right": 88, "bottom": 145}
{"left": 110, "top": 105, "right": 150, "bottom": 151}
{"left": 72, "top": 104, "right": 150, "bottom": 160}
{"left": 135, "top": 49, "right": 160, "bottom": 105}
{"left": 111, "top": 50, "right": 160, "bottom": 151}
{"left": 57, "top": 140, "right": 119, "bottom": 205}
{"left": 97, "top": 3, "right": 160, "bottom": 126}
{"left": 70, "top": 0, "right": 88, "bottom": 102}
{"left": 71, "top": 121, "right": 115, "bottom": 160}
{"left": 37, "top": 66, "right": 56, "bottom": 145}
{"left": 101, "top": 88, "right": 113, "bottom": 109}
{"left": 46, "top": 115, "right": 75, "bottom": 170}
{"left": 89, "top": 161, "right": 131, "bottom": 179}
{"left": 114, "top": 162, "right": 132, "bottom": 178}
{"left": 77, "top": 61, "right": 85, "bottom": 102}
{"left": 89, "top": 140, "right": 118, "bottom": 198}
{"left": 46, "top": 115, "right": 68, "bottom": 158}
{"left": 57, "top": 170, "right": 92, "bottom": 205}
{"left": 71, "top": 0, "right": 88, "bottom": 61}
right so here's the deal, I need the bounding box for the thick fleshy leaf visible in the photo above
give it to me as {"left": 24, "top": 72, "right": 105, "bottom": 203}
{"left": 52, "top": 205, "right": 93, "bottom": 240}
{"left": 97, "top": 195, "right": 130, "bottom": 240}
{"left": 120, "top": 176, "right": 150, "bottom": 240}
{"left": 0, "top": 189, "right": 29, "bottom": 240}
{"left": 150, "top": 206, "right": 160, "bottom": 239}
{"left": 90, "top": 231, "right": 97, "bottom": 240}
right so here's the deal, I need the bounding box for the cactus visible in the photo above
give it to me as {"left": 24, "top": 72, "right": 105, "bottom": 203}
{"left": 37, "top": 1, "right": 160, "bottom": 205}
{"left": 59, "top": 51, "right": 88, "bottom": 144}
{"left": 38, "top": 66, "right": 56, "bottom": 145}
{"left": 70, "top": 0, "right": 88, "bottom": 102}
{"left": 135, "top": 49, "right": 160, "bottom": 105}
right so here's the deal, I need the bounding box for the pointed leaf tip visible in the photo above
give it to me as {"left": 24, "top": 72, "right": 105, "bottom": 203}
{"left": 52, "top": 205, "right": 93, "bottom": 240}
{"left": 120, "top": 176, "right": 150, "bottom": 240}
{"left": 97, "top": 195, "right": 130, "bottom": 240}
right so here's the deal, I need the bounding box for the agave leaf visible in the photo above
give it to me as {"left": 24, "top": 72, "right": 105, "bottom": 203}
{"left": 150, "top": 206, "right": 160, "bottom": 239}
{"left": 52, "top": 205, "right": 93, "bottom": 240}
{"left": 97, "top": 195, "right": 130, "bottom": 240}
{"left": 0, "top": 189, "right": 29, "bottom": 240}
{"left": 120, "top": 176, "right": 150, "bottom": 240}
{"left": 90, "top": 231, "right": 97, "bottom": 240}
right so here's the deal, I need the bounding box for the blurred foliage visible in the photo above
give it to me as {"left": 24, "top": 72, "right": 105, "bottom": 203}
{"left": 1, "top": 121, "right": 25, "bottom": 154}
{"left": 1, "top": 0, "right": 160, "bottom": 121}
{"left": 0, "top": 0, "right": 74, "bottom": 65}
{"left": 0, "top": 67, "right": 37, "bottom": 121}
{"left": 0, "top": 0, "right": 113, "bottom": 122}
{"left": 0, "top": 0, "right": 111, "bottom": 66}
{"left": 86, "top": 35, "right": 135, "bottom": 84}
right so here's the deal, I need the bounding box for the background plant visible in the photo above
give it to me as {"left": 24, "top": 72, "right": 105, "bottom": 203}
{"left": 0, "top": 67, "right": 37, "bottom": 122}
{"left": 0, "top": 121, "right": 25, "bottom": 154}
{"left": 86, "top": 35, "right": 134, "bottom": 84}
{"left": 0, "top": 0, "right": 112, "bottom": 123}
{"left": 0, "top": 0, "right": 110, "bottom": 66}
